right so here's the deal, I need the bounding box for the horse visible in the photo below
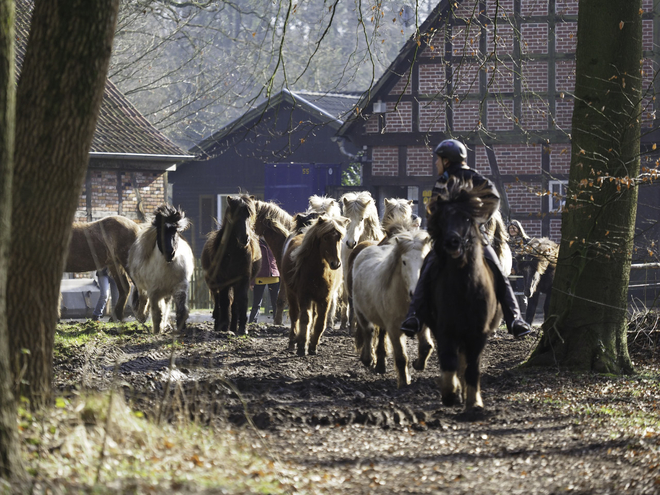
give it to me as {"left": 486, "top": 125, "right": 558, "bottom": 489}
{"left": 128, "top": 205, "right": 194, "bottom": 333}
{"left": 382, "top": 198, "right": 421, "bottom": 232}
{"left": 426, "top": 178, "right": 503, "bottom": 410}
{"left": 338, "top": 191, "right": 384, "bottom": 329}
{"left": 65, "top": 215, "right": 141, "bottom": 320}
{"left": 202, "top": 194, "right": 261, "bottom": 335}
{"left": 307, "top": 195, "right": 341, "bottom": 218}
{"left": 254, "top": 200, "right": 295, "bottom": 325}
{"left": 281, "top": 215, "right": 349, "bottom": 356}
{"left": 352, "top": 229, "right": 434, "bottom": 388}
{"left": 517, "top": 237, "right": 558, "bottom": 324}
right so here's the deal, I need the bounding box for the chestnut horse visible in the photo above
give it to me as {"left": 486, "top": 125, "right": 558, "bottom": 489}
{"left": 202, "top": 195, "right": 261, "bottom": 335}
{"left": 281, "top": 215, "right": 348, "bottom": 356}
{"left": 426, "top": 178, "right": 503, "bottom": 410}
{"left": 65, "top": 215, "right": 141, "bottom": 320}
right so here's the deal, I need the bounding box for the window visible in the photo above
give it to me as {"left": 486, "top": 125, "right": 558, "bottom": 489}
{"left": 548, "top": 180, "right": 567, "bottom": 212}
{"left": 407, "top": 186, "right": 419, "bottom": 216}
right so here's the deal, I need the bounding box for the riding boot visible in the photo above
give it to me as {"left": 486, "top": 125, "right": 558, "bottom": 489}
{"left": 400, "top": 250, "right": 437, "bottom": 337}
{"left": 483, "top": 245, "right": 533, "bottom": 338}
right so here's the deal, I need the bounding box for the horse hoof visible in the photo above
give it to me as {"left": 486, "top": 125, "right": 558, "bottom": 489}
{"left": 374, "top": 364, "right": 386, "bottom": 374}
{"left": 308, "top": 347, "right": 317, "bottom": 355}
{"left": 441, "top": 393, "right": 461, "bottom": 407}
{"left": 296, "top": 346, "right": 306, "bottom": 357}
{"left": 412, "top": 359, "right": 425, "bottom": 371}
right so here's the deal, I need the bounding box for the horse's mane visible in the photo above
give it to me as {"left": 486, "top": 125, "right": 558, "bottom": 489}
{"left": 521, "top": 237, "right": 559, "bottom": 275}
{"left": 255, "top": 200, "right": 294, "bottom": 237}
{"left": 382, "top": 198, "right": 413, "bottom": 229}
{"left": 382, "top": 216, "right": 420, "bottom": 239}
{"left": 289, "top": 215, "right": 347, "bottom": 279}
{"left": 132, "top": 224, "right": 158, "bottom": 262}
{"left": 381, "top": 229, "right": 430, "bottom": 288}
{"left": 153, "top": 204, "right": 190, "bottom": 232}
{"left": 429, "top": 177, "right": 500, "bottom": 225}
{"left": 307, "top": 195, "right": 341, "bottom": 217}
{"left": 341, "top": 191, "right": 383, "bottom": 240}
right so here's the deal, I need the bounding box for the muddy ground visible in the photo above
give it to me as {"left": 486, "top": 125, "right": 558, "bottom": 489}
{"left": 54, "top": 317, "right": 660, "bottom": 494}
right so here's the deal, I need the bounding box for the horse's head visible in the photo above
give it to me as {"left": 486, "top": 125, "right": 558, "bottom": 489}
{"left": 427, "top": 178, "right": 498, "bottom": 266}
{"left": 308, "top": 195, "right": 341, "bottom": 218}
{"left": 392, "top": 231, "right": 432, "bottom": 300}
{"left": 224, "top": 194, "right": 257, "bottom": 246}
{"left": 341, "top": 192, "right": 378, "bottom": 249}
{"left": 293, "top": 211, "right": 319, "bottom": 235}
{"left": 153, "top": 204, "right": 190, "bottom": 262}
{"left": 382, "top": 198, "right": 414, "bottom": 231}
{"left": 314, "top": 216, "right": 349, "bottom": 270}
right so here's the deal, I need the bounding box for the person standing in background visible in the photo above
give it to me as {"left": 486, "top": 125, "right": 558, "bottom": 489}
{"left": 249, "top": 238, "right": 280, "bottom": 324}
{"left": 92, "top": 267, "right": 118, "bottom": 321}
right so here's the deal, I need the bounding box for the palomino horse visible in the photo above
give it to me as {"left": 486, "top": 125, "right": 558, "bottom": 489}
{"left": 202, "top": 194, "right": 261, "bottom": 335}
{"left": 426, "top": 178, "right": 503, "bottom": 410}
{"left": 281, "top": 215, "right": 348, "bottom": 356}
{"left": 254, "top": 200, "right": 295, "bottom": 325}
{"left": 517, "top": 237, "right": 558, "bottom": 324}
{"left": 338, "top": 191, "right": 384, "bottom": 329}
{"left": 129, "top": 205, "right": 194, "bottom": 333}
{"left": 352, "top": 229, "right": 433, "bottom": 388}
{"left": 65, "top": 215, "right": 141, "bottom": 320}
{"left": 307, "top": 195, "right": 341, "bottom": 218}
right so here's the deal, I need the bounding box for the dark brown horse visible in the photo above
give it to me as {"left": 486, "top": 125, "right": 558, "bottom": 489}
{"left": 281, "top": 215, "right": 348, "bottom": 356}
{"left": 517, "top": 237, "right": 558, "bottom": 324}
{"left": 65, "top": 215, "right": 141, "bottom": 320}
{"left": 426, "top": 178, "right": 503, "bottom": 410}
{"left": 254, "top": 200, "right": 295, "bottom": 325}
{"left": 202, "top": 195, "right": 261, "bottom": 335}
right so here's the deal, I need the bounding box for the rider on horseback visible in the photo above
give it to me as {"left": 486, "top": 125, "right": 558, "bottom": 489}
{"left": 400, "top": 139, "right": 533, "bottom": 339}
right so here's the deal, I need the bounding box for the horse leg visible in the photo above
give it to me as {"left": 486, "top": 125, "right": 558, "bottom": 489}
{"left": 131, "top": 287, "right": 149, "bottom": 324}
{"left": 161, "top": 296, "right": 173, "bottom": 331}
{"left": 338, "top": 283, "right": 349, "bottom": 330}
{"left": 309, "top": 299, "right": 332, "bottom": 355}
{"left": 374, "top": 328, "right": 387, "bottom": 375}
{"left": 436, "top": 338, "right": 461, "bottom": 407}
{"left": 234, "top": 281, "right": 250, "bottom": 336}
{"left": 389, "top": 330, "right": 411, "bottom": 388}
{"left": 108, "top": 264, "right": 129, "bottom": 321}
{"left": 174, "top": 289, "right": 189, "bottom": 332}
{"left": 525, "top": 292, "right": 540, "bottom": 324}
{"left": 150, "top": 295, "right": 163, "bottom": 334}
{"left": 215, "top": 289, "right": 231, "bottom": 333}
{"left": 296, "top": 302, "right": 312, "bottom": 356}
{"left": 412, "top": 326, "right": 435, "bottom": 371}
{"left": 354, "top": 312, "right": 375, "bottom": 368}
{"left": 463, "top": 344, "right": 485, "bottom": 410}
{"left": 287, "top": 296, "right": 300, "bottom": 352}
{"left": 274, "top": 287, "right": 286, "bottom": 325}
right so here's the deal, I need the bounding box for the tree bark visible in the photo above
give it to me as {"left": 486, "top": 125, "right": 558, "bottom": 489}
{"left": 0, "top": 0, "right": 24, "bottom": 481}
{"left": 9, "top": 0, "right": 119, "bottom": 407}
{"left": 527, "top": 0, "right": 641, "bottom": 373}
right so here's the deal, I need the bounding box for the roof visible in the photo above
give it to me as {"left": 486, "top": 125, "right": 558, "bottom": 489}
{"left": 337, "top": 1, "right": 449, "bottom": 137}
{"left": 14, "top": 0, "right": 191, "bottom": 161}
{"left": 192, "top": 88, "right": 360, "bottom": 155}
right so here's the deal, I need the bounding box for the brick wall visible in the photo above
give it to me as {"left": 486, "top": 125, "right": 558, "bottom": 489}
{"left": 384, "top": 101, "right": 412, "bottom": 132}
{"left": 365, "top": 114, "right": 379, "bottom": 134}
{"left": 372, "top": 146, "right": 399, "bottom": 176}
{"left": 494, "top": 144, "right": 543, "bottom": 175}
{"left": 555, "top": 98, "right": 573, "bottom": 129}
{"left": 522, "top": 61, "right": 548, "bottom": 93}
{"left": 504, "top": 181, "right": 542, "bottom": 213}
{"left": 555, "top": 60, "right": 576, "bottom": 94}
{"left": 521, "top": 23, "right": 548, "bottom": 54}
{"left": 519, "top": 219, "right": 542, "bottom": 239}
{"left": 549, "top": 219, "right": 562, "bottom": 243}
{"left": 521, "top": 0, "right": 548, "bottom": 17}
{"left": 487, "top": 99, "right": 515, "bottom": 131}
{"left": 390, "top": 69, "right": 412, "bottom": 95}
{"left": 452, "top": 62, "right": 481, "bottom": 95}
{"left": 549, "top": 143, "right": 571, "bottom": 174}
{"left": 407, "top": 146, "right": 434, "bottom": 176}
{"left": 487, "top": 60, "right": 515, "bottom": 93}
{"left": 474, "top": 146, "right": 494, "bottom": 176}
{"left": 555, "top": 22, "right": 577, "bottom": 53}
{"left": 486, "top": 24, "right": 515, "bottom": 54}
{"left": 419, "top": 63, "right": 446, "bottom": 94}
{"left": 487, "top": 0, "right": 514, "bottom": 17}
{"left": 453, "top": 99, "right": 481, "bottom": 132}
{"left": 451, "top": 24, "right": 481, "bottom": 57}
{"left": 643, "top": 19, "right": 654, "bottom": 51}
{"left": 520, "top": 97, "right": 550, "bottom": 130}
{"left": 555, "top": 0, "right": 579, "bottom": 16}
{"left": 419, "top": 100, "right": 446, "bottom": 132}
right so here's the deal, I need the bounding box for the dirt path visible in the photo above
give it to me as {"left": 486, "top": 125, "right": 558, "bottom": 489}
{"left": 54, "top": 320, "right": 660, "bottom": 494}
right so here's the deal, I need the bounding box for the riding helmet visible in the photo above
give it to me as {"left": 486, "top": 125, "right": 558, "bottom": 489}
{"left": 434, "top": 139, "right": 468, "bottom": 163}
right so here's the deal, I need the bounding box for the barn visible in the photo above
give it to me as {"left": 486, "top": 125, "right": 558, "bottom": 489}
{"left": 170, "top": 89, "right": 360, "bottom": 257}
{"left": 338, "top": 0, "right": 660, "bottom": 252}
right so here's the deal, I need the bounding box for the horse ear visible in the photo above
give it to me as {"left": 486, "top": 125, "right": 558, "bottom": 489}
{"left": 384, "top": 198, "right": 393, "bottom": 206}
{"left": 407, "top": 199, "right": 413, "bottom": 206}
{"left": 250, "top": 195, "right": 256, "bottom": 201}
{"left": 342, "top": 197, "right": 349, "bottom": 207}
{"left": 226, "top": 196, "right": 233, "bottom": 205}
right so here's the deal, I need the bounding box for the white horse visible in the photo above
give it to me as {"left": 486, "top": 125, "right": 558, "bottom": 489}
{"left": 129, "top": 205, "right": 194, "bottom": 333}
{"left": 339, "top": 191, "right": 384, "bottom": 329}
{"left": 382, "top": 198, "right": 420, "bottom": 232}
{"left": 307, "top": 195, "right": 342, "bottom": 218}
{"left": 352, "top": 229, "right": 434, "bottom": 388}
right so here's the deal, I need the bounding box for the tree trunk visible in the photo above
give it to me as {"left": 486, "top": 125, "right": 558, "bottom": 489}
{"left": 527, "top": 0, "right": 641, "bottom": 373}
{"left": 0, "top": 0, "right": 24, "bottom": 481}
{"left": 9, "top": 0, "right": 119, "bottom": 407}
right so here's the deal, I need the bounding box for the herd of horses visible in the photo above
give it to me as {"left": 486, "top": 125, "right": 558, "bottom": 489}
{"left": 64, "top": 180, "right": 558, "bottom": 411}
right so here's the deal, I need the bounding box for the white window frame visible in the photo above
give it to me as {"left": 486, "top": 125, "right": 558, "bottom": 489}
{"left": 216, "top": 194, "right": 230, "bottom": 229}
{"left": 548, "top": 180, "right": 567, "bottom": 212}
